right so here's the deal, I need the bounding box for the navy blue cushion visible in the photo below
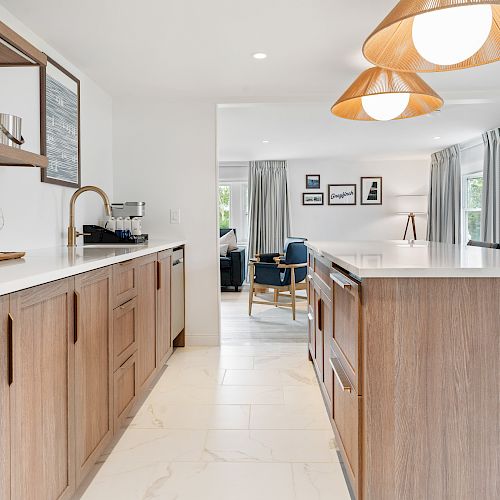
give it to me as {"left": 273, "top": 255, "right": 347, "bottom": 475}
{"left": 253, "top": 241, "right": 307, "bottom": 287}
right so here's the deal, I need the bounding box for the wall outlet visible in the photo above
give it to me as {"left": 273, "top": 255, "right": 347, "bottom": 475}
{"left": 170, "top": 208, "right": 181, "bottom": 224}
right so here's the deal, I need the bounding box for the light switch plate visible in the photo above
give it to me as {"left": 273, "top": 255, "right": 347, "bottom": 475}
{"left": 170, "top": 208, "right": 181, "bottom": 224}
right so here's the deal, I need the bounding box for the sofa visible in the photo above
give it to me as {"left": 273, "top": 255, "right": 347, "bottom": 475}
{"left": 220, "top": 228, "right": 246, "bottom": 291}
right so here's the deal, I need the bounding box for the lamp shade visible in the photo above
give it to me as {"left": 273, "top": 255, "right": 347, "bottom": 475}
{"left": 363, "top": 1, "right": 500, "bottom": 73}
{"left": 331, "top": 67, "right": 443, "bottom": 121}
{"left": 395, "top": 195, "right": 428, "bottom": 214}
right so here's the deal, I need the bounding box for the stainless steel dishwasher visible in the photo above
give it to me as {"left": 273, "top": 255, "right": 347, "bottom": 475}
{"left": 171, "top": 246, "right": 185, "bottom": 341}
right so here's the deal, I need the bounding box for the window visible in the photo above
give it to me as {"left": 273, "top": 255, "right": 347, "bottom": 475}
{"left": 218, "top": 181, "right": 249, "bottom": 243}
{"left": 218, "top": 185, "right": 231, "bottom": 229}
{"left": 462, "top": 172, "right": 483, "bottom": 242}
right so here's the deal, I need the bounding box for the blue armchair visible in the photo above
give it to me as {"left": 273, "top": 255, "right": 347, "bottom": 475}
{"left": 249, "top": 240, "right": 308, "bottom": 320}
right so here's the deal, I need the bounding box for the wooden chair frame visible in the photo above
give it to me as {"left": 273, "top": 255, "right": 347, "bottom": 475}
{"left": 248, "top": 261, "right": 308, "bottom": 320}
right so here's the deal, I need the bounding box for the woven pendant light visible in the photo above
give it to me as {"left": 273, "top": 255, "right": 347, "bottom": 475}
{"left": 331, "top": 67, "right": 443, "bottom": 121}
{"left": 363, "top": 1, "right": 500, "bottom": 72}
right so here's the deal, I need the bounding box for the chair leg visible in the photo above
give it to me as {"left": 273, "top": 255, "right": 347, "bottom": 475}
{"left": 274, "top": 289, "right": 278, "bottom": 307}
{"left": 248, "top": 265, "right": 254, "bottom": 316}
{"left": 291, "top": 268, "right": 296, "bottom": 321}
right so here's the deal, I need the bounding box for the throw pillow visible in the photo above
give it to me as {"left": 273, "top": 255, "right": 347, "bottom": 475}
{"left": 220, "top": 229, "right": 238, "bottom": 251}
{"left": 220, "top": 243, "right": 229, "bottom": 257}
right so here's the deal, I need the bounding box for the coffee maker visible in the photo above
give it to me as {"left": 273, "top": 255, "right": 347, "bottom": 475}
{"left": 83, "top": 201, "right": 148, "bottom": 245}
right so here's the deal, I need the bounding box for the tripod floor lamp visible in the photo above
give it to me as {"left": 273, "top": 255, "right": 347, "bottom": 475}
{"left": 396, "top": 195, "right": 428, "bottom": 241}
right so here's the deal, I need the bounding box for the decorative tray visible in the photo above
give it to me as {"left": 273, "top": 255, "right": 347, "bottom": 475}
{"left": 0, "top": 252, "right": 25, "bottom": 261}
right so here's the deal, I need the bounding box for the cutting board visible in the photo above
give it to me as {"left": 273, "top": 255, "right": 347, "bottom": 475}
{"left": 0, "top": 252, "right": 25, "bottom": 261}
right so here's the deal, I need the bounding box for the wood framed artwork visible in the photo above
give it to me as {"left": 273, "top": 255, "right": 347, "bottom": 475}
{"left": 41, "top": 56, "right": 81, "bottom": 188}
{"left": 328, "top": 184, "right": 356, "bottom": 205}
{"left": 306, "top": 174, "right": 321, "bottom": 189}
{"left": 361, "top": 176, "right": 383, "bottom": 205}
{"left": 302, "top": 192, "right": 324, "bottom": 206}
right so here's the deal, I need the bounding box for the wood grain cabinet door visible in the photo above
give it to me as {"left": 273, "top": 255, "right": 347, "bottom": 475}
{"left": 9, "top": 279, "right": 75, "bottom": 500}
{"left": 313, "top": 282, "right": 324, "bottom": 380}
{"left": 74, "top": 267, "right": 113, "bottom": 486}
{"left": 0, "top": 295, "right": 10, "bottom": 500}
{"left": 307, "top": 269, "right": 315, "bottom": 357}
{"left": 331, "top": 270, "right": 361, "bottom": 392}
{"left": 321, "top": 289, "right": 334, "bottom": 410}
{"left": 156, "top": 250, "right": 172, "bottom": 368}
{"left": 136, "top": 254, "right": 157, "bottom": 389}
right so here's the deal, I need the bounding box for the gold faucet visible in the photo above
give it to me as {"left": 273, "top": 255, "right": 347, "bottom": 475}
{"left": 67, "top": 185, "right": 112, "bottom": 247}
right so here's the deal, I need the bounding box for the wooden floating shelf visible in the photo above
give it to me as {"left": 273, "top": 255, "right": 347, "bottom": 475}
{"left": 0, "top": 143, "right": 48, "bottom": 168}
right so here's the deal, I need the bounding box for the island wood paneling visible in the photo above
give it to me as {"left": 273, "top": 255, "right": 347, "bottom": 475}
{"left": 9, "top": 279, "right": 75, "bottom": 500}
{"left": 361, "top": 277, "right": 500, "bottom": 500}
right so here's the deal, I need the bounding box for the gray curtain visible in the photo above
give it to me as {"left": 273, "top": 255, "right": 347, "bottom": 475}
{"left": 248, "top": 160, "right": 291, "bottom": 259}
{"left": 480, "top": 129, "right": 500, "bottom": 243}
{"left": 426, "top": 145, "right": 461, "bottom": 243}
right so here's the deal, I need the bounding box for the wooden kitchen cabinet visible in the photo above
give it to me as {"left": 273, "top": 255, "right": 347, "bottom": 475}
{"left": 156, "top": 249, "right": 173, "bottom": 367}
{"left": 136, "top": 253, "right": 158, "bottom": 389}
{"left": 0, "top": 244, "right": 184, "bottom": 499}
{"left": 112, "top": 296, "right": 138, "bottom": 371}
{"left": 74, "top": 267, "right": 113, "bottom": 486}
{"left": 0, "top": 295, "right": 10, "bottom": 500}
{"left": 9, "top": 279, "right": 75, "bottom": 500}
{"left": 113, "top": 352, "right": 138, "bottom": 431}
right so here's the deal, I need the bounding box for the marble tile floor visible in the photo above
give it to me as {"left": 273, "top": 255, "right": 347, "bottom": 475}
{"left": 78, "top": 343, "right": 352, "bottom": 500}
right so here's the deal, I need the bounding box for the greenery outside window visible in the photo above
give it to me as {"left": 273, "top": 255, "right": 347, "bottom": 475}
{"left": 219, "top": 185, "right": 231, "bottom": 229}
{"left": 462, "top": 172, "right": 483, "bottom": 242}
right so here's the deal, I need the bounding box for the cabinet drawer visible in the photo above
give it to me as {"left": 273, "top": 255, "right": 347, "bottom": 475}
{"left": 114, "top": 352, "right": 138, "bottom": 431}
{"left": 331, "top": 269, "right": 360, "bottom": 391}
{"left": 113, "top": 259, "right": 138, "bottom": 307}
{"left": 330, "top": 353, "right": 360, "bottom": 496}
{"left": 314, "top": 258, "right": 333, "bottom": 295}
{"left": 113, "top": 297, "right": 138, "bottom": 370}
{"left": 313, "top": 282, "right": 324, "bottom": 379}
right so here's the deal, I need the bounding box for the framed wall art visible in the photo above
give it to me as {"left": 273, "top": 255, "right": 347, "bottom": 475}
{"left": 302, "top": 192, "right": 324, "bottom": 206}
{"left": 361, "top": 176, "right": 383, "bottom": 205}
{"left": 306, "top": 174, "right": 321, "bottom": 189}
{"left": 328, "top": 184, "right": 356, "bottom": 205}
{"left": 41, "top": 56, "right": 81, "bottom": 188}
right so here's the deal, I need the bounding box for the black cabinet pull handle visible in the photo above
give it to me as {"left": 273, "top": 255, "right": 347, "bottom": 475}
{"left": 157, "top": 261, "right": 162, "bottom": 290}
{"left": 74, "top": 291, "right": 79, "bottom": 344}
{"left": 8, "top": 313, "right": 13, "bottom": 386}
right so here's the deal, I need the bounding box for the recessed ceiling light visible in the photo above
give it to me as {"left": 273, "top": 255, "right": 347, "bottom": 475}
{"left": 433, "top": 136, "right": 441, "bottom": 140}
{"left": 253, "top": 52, "right": 267, "bottom": 60}
{"left": 262, "top": 140, "right": 270, "bottom": 143}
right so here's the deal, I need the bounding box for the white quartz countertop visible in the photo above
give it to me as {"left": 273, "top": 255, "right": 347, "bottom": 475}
{"left": 0, "top": 239, "right": 186, "bottom": 296}
{"left": 306, "top": 240, "right": 500, "bottom": 278}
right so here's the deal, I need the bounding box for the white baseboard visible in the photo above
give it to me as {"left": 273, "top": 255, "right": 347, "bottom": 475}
{"left": 185, "top": 334, "right": 220, "bottom": 346}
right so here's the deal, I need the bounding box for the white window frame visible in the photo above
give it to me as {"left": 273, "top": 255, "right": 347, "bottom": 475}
{"left": 461, "top": 171, "right": 483, "bottom": 243}
{"left": 218, "top": 180, "right": 249, "bottom": 245}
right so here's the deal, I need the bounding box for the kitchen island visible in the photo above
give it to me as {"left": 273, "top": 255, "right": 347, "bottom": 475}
{"left": 306, "top": 240, "right": 499, "bottom": 500}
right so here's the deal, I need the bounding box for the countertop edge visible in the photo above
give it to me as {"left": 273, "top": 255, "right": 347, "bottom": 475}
{"left": 0, "top": 240, "right": 186, "bottom": 296}
{"left": 306, "top": 241, "right": 500, "bottom": 278}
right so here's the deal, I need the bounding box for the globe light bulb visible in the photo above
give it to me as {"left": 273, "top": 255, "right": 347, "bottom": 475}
{"left": 412, "top": 5, "right": 492, "bottom": 66}
{"left": 361, "top": 93, "right": 410, "bottom": 121}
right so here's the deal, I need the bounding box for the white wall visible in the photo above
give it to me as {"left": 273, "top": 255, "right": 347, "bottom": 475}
{"left": 289, "top": 158, "right": 430, "bottom": 241}
{"left": 0, "top": 5, "right": 113, "bottom": 250}
{"left": 218, "top": 158, "right": 430, "bottom": 241}
{"left": 113, "top": 99, "right": 219, "bottom": 346}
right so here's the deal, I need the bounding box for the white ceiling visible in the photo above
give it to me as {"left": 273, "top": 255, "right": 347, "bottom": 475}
{"left": 4, "top": 0, "right": 500, "bottom": 160}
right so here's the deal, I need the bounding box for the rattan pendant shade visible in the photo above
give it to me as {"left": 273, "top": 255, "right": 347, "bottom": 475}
{"left": 363, "top": 0, "right": 500, "bottom": 72}
{"left": 331, "top": 67, "right": 443, "bottom": 120}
